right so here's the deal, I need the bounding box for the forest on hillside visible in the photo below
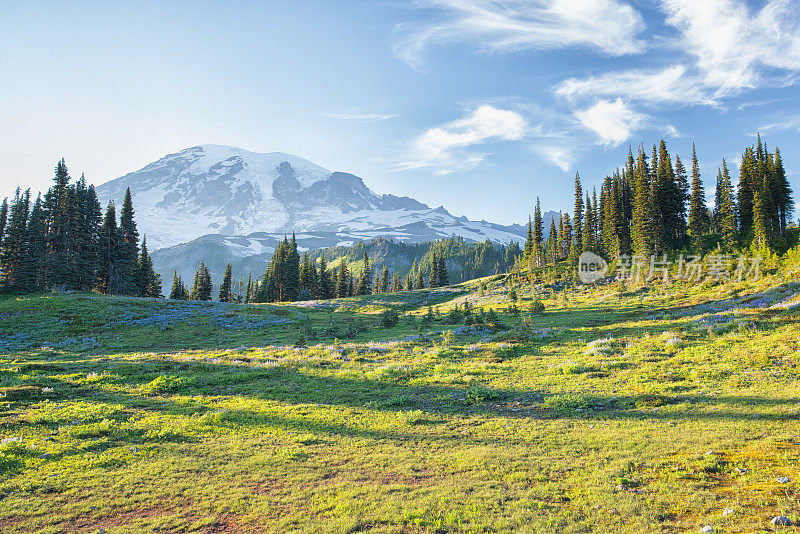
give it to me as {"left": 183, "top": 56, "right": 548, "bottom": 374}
{"left": 0, "top": 137, "right": 795, "bottom": 303}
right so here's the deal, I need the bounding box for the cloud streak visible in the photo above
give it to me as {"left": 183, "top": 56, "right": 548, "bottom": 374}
{"left": 324, "top": 112, "right": 398, "bottom": 122}
{"left": 555, "top": 65, "right": 716, "bottom": 106}
{"left": 397, "top": 104, "right": 528, "bottom": 174}
{"left": 394, "top": 0, "right": 645, "bottom": 71}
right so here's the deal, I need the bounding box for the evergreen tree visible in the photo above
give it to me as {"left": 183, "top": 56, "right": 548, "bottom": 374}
{"left": 245, "top": 272, "right": 253, "bottom": 303}
{"left": 738, "top": 147, "right": 757, "bottom": 240}
{"left": 117, "top": 188, "right": 140, "bottom": 295}
{"left": 583, "top": 192, "right": 594, "bottom": 252}
{"left": 75, "top": 182, "right": 102, "bottom": 291}
{"left": 0, "top": 198, "right": 7, "bottom": 247}
{"left": 191, "top": 261, "right": 212, "bottom": 301}
{"left": 336, "top": 261, "right": 349, "bottom": 298}
{"left": 547, "top": 218, "right": 558, "bottom": 265}
{"left": 379, "top": 265, "right": 389, "bottom": 293}
{"left": 318, "top": 254, "right": 332, "bottom": 299}
{"left": 717, "top": 160, "right": 738, "bottom": 252}
{"left": 299, "top": 252, "right": 316, "bottom": 296}
{"left": 43, "top": 159, "right": 72, "bottom": 288}
{"left": 438, "top": 252, "right": 448, "bottom": 286}
{"left": 97, "top": 202, "right": 120, "bottom": 294}
{"left": 25, "top": 194, "right": 48, "bottom": 291}
{"left": 429, "top": 251, "right": 439, "bottom": 288}
{"left": 688, "top": 144, "right": 707, "bottom": 252}
{"left": 570, "top": 173, "right": 583, "bottom": 260}
{"left": 219, "top": 262, "right": 233, "bottom": 302}
{"left": 524, "top": 216, "right": 534, "bottom": 260}
{"left": 415, "top": 266, "right": 425, "bottom": 289}
{"left": 773, "top": 148, "right": 794, "bottom": 235}
{"left": 533, "top": 198, "right": 543, "bottom": 266}
{"left": 0, "top": 189, "right": 32, "bottom": 291}
{"left": 356, "top": 250, "right": 372, "bottom": 295}
{"left": 561, "top": 213, "right": 572, "bottom": 259}
{"left": 392, "top": 272, "right": 402, "bottom": 293}
{"left": 754, "top": 174, "right": 777, "bottom": 247}
{"left": 137, "top": 237, "right": 162, "bottom": 298}
{"left": 170, "top": 271, "right": 185, "bottom": 300}
{"left": 632, "top": 148, "right": 656, "bottom": 256}
{"left": 655, "top": 140, "right": 684, "bottom": 248}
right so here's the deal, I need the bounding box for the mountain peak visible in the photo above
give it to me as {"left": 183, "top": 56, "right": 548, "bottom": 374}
{"left": 95, "top": 145, "right": 525, "bottom": 251}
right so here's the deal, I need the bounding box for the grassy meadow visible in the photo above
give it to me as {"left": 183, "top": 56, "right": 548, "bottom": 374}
{"left": 1, "top": 262, "right": 800, "bottom": 533}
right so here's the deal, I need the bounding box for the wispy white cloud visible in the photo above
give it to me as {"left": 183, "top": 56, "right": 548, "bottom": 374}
{"left": 394, "top": 0, "right": 645, "bottom": 71}
{"left": 537, "top": 145, "right": 574, "bottom": 172}
{"left": 555, "top": 65, "right": 716, "bottom": 106}
{"left": 574, "top": 98, "right": 649, "bottom": 147}
{"left": 324, "top": 112, "right": 398, "bottom": 122}
{"left": 662, "top": 0, "right": 800, "bottom": 97}
{"left": 397, "top": 104, "right": 528, "bottom": 174}
{"left": 551, "top": 0, "right": 800, "bottom": 137}
{"left": 757, "top": 116, "right": 800, "bottom": 134}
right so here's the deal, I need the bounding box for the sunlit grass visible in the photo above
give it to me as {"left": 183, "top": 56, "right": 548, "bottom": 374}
{"left": 0, "top": 270, "right": 799, "bottom": 532}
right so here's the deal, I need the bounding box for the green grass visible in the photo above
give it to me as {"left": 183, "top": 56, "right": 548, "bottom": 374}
{"left": 0, "top": 271, "right": 799, "bottom": 533}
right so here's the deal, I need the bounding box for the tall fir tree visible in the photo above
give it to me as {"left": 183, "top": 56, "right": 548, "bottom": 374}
{"left": 688, "top": 144, "right": 707, "bottom": 252}
{"left": 379, "top": 265, "right": 389, "bottom": 293}
{"left": 738, "top": 147, "right": 757, "bottom": 241}
{"left": 429, "top": 251, "right": 439, "bottom": 288}
{"left": 632, "top": 148, "right": 656, "bottom": 256}
{"left": 717, "top": 160, "right": 738, "bottom": 252}
{"left": 437, "top": 252, "right": 448, "bottom": 286}
{"left": 415, "top": 266, "right": 425, "bottom": 289}
{"left": 43, "top": 159, "right": 72, "bottom": 288}
{"left": 524, "top": 216, "right": 534, "bottom": 260}
{"left": 117, "top": 188, "right": 140, "bottom": 295}
{"left": 570, "top": 172, "right": 583, "bottom": 260}
{"left": 75, "top": 182, "right": 102, "bottom": 291}
{"left": 97, "top": 202, "right": 119, "bottom": 294}
{"left": 318, "top": 254, "right": 332, "bottom": 299}
{"left": 137, "top": 237, "right": 162, "bottom": 298}
{"left": 336, "top": 261, "right": 350, "bottom": 298}
{"left": 169, "top": 271, "right": 186, "bottom": 300}
{"left": 0, "top": 189, "right": 30, "bottom": 291}
{"left": 219, "top": 263, "right": 233, "bottom": 302}
{"left": 773, "top": 148, "right": 794, "bottom": 235}
{"left": 244, "top": 272, "right": 253, "bottom": 303}
{"left": 25, "top": 194, "right": 48, "bottom": 291}
{"left": 191, "top": 261, "right": 212, "bottom": 301}
{"left": 582, "top": 192, "right": 593, "bottom": 252}
{"left": 532, "top": 198, "right": 543, "bottom": 266}
{"left": 356, "top": 250, "right": 372, "bottom": 295}
{"left": 0, "top": 198, "right": 7, "bottom": 247}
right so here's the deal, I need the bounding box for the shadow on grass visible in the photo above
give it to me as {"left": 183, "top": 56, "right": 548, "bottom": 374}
{"left": 10, "top": 353, "right": 800, "bottom": 432}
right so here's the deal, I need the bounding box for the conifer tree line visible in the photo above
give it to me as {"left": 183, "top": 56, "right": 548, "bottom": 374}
{"left": 0, "top": 160, "right": 161, "bottom": 296}
{"left": 519, "top": 136, "right": 794, "bottom": 272}
{"left": 183, "top": 234, "right": 467, "bottom": 304}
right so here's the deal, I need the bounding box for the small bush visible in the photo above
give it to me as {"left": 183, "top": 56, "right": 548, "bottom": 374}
{"left": 543, "top": 393, "right": 595, "bottom": 413}
{"left": 440, "top": 330, "right": 455, "bottom": 348}
{"left": 446, "top": 306, "right": 464, "bottom": 324}
{"left": 1, "top": 386, "right": 40, "bottom": 402}
{"left": 142, "top": 374, "right": 187, "bottom": 394}
{"left": 465, "top": 385, "right": 507, "bottom": 404}
{"left": 380, "top": 309, "right": 399, "bottom": 328}
{"left": 530, "top": 300, "right": 545, "bottom": 315}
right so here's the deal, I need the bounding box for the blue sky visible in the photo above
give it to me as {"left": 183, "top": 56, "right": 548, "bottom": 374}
{"left": 1, "top": 0, "right": 799, "bottom": 224}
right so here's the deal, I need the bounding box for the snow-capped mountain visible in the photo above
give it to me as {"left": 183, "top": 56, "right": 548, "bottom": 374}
{"left": 96, "top": 144, "right": 527, "bottom": 252}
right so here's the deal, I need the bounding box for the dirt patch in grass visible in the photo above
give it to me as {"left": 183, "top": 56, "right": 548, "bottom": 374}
{"left": 58, "top": 499, "right": 199, "bottom": 533}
